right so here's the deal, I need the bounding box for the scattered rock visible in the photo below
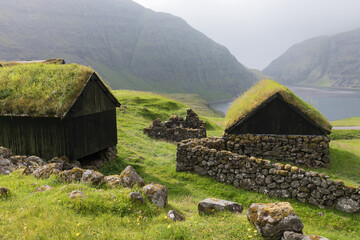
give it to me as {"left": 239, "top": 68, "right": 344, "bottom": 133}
{"left": 335, "top": 197, "right": 360, "bottom": 213}
{"left": 142, "top": 182, "right": 168, "bottom": 207}
{"left": 32, "top": 163, "right": 63, "bottom": 179}
{"left": 128, "top": 192, "right": 145, "bottom": 205}
{"left": 59, "top": 167, "right": 86, "bottom": 182}
{"left": 0, "top": 146, "right": 12, "bottom": 158}
{"left": 103, "top": 175, "right": 122, "bottom": 188}
{"left": 198, "top": 198, "right": 243, "bottom": 214}
{"left": 34, "top": 185, "right": 54, "bottom": 192}
{"left": 317, "top": 212, "right": 324, "bottom": 217}
{"left": 0, "top": 186, "right": 10, "bottom": 198}
{"left": 281, "top": 231, "right": 329, "bottom": 240}
{"left": 247, "top": 202, "right": 304, "bottom": 239}
{"left": 119, "top": 166, "right": 144, "bottom": 188}
{"left": 81, "top": 169, "right": 104, "bottom": 185}
{"left": 69, "top": 190, "right": 85, "bottom": 199}
{"left": 167, "top": 210, "right": 186, "bottom": 222}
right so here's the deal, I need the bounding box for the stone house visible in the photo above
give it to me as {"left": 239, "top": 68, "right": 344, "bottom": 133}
{"left": 223, "top": 79, "right": 332, "bottom": 167}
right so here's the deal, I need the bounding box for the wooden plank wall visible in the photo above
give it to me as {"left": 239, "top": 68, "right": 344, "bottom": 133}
{"left": 229, "top": 98, "right": 325, "bottom": 135}
{"left": 68, "top": 110, "right": 117, "bottom": 160}
{"left": 0, "top": 116, "right": 69, "bottom": 160}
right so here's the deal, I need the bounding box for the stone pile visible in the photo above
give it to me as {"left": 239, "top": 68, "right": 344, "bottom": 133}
{"left": 143, "top": 108, "right": 206, "bottom": 142}
{"left": 176, "top": 138, "right": 360, "bottom": 213}
{"left": 224, "top": 134, "right": 330, "bottom": 168}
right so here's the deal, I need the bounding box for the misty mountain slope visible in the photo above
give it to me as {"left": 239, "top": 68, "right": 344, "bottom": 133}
{"left": 263, "top": 28, "right": 360, "bottom": 88}
{"left": 0, "top": 0, "right": 257, "bottom": 101}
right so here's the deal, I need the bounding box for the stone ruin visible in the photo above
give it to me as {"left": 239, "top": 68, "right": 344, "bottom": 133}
{"left": 143, "top": 108, "right": 206, "bottom": 142}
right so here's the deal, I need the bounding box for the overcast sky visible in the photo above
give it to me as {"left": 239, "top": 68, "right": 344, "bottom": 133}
{"left": 132, "top": 0, "right": 360, "bottom": 70}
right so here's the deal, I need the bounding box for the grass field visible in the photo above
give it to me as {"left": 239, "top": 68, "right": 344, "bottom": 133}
{"left": 331, "top": 117, "right": 360, "bottom": 126}
{"left": 1, "top": 90, "right": 359, "bottom": 239}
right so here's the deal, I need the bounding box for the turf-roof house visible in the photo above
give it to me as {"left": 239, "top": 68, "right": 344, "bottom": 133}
{"left": 225, "top": 79, "right": 332, "bottom": 135}
{"left": 0, "top": 60, "right": 120, "bottom": 161}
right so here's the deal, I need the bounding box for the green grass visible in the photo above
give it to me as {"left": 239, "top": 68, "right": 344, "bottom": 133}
{"left": 330, "top": 130, "right": 360, "bottom": 140}
{"left": 332, "top": 117, "right": 360, "bottom": 126}
{"left": 1, "top": 90, "right": 359, "bottom": 239}
{"left": 0, "top": 63, "right": 93, "bottom": 117}
{"left": 225, "top": 79, "right": 332, "bottom": 132}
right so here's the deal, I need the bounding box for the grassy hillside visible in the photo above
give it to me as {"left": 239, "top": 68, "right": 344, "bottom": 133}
{"left": 264, "top": 28, "right": 360, "bottom": 89}
{"left": 1, "top": 91, "right": 359, "bottom": 239}
{"left": 332, "top": 117, "right": 360, "bottom": 126}
{"left": 0, "top": 0, "right": 257, "bottom": 101}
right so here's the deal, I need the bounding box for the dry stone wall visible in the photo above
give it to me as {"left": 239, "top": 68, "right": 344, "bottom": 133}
{"left": 144, "top": 109, "right": 206, "bottom": 142}
{"left": 224, "top": 134, "right": 330, "bottom": 168}
{"left": 176, "top": 138, "right": 360, "bottom": 213}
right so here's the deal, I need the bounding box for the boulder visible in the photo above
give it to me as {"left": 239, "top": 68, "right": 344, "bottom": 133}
{"left": 103, "top": 175, "right": 122, "bottom": 188}
{"left": 69, "top": 190, "right": 85, "bottom": 199}
{"left": 281, "top": 231, "right": 329, "bottom": 240}
{"left": 247, "top": 202, "right": 304, "bottom": 239}
{"left": 25, "top": 156, "right": 45, "bottom": 167}
{"left": 119, "top": 166, "right": 144, "bottom": 188}
{"left": 81, "top": 170, "right": 104, "bottom": 185}
{"left": 0, "top": 186, "right": 10, "bottom": 198}
{"left": 142, "top": 182, "right": 168, "bottom": 207}
{"left": 167, "top": 210, "right": 186, "bottom": 222}
{"left": 128, "top": 192, "right": 145, "bottom": 205}
{"left": 0, "top": 146, "right": 12, "bottom": 158}
{"left": 32, "top": 163, "right": 63, "bottom": 179}
{"left": 198, "top": 198, "right": 243, "bottom": 214}
{"left": 59, "top": 167, "right": 86, "bottom": 182}
{"left": 335, "top": 197, "right": 360, "bottom": 213}
{"left": 0, "top": 157, "right": 15, "bottom": 175}
{"left": 34, "top": 185, "right": 54, "bottom": 193}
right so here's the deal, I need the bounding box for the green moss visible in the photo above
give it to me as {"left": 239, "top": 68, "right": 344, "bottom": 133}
{"left": 225, "top": 79, "right": 332, "bottom": 133}
{"left": 0, "top": 62, "right": 93, "bottom": 117}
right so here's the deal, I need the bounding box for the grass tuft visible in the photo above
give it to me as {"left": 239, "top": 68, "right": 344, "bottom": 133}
{"left": 0, "top": 63, "right": 93, "bottom": 117}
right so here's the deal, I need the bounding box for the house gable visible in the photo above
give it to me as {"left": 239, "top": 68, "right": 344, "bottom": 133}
{"left": 225, "top": 93, "right": 328, "bottom": 135}
{"left": 64, "top": 73, "right": 120, "bottom": 118}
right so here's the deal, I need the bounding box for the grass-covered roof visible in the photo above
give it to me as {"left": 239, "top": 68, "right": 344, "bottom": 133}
{"left": 0, "top": 62, "right": 94, "bottom": 117}
{"left": 225, "top": 79, "right": 332, "bottom": 133}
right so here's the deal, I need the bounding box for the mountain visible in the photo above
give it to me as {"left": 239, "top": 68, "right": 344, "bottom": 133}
{"left": 0, "top": 0, "right": 257, "bottom": 101}
{"left": 263, "top": 28, "right": 360, "bottom": 89}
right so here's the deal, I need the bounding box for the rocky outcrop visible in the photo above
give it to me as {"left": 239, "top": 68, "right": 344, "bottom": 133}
{"left": 142, "top": 182, "right": 168, "bottom": 207}
{"left": 34, "top": 185, "right": 54, "bottom": 193}
{"left": 144, "top": 109, "right": 206, "bottom": 142}
{"left": 81, "top": 170, "right": 104, "bottom": 186}
{"left": 198, "top": 198, "right": 243, "bottom": 214}
{"left": 281, "top": 231, "right": 329, "bottom": 240}
{"left": 0, "top": 186, "right": 10, "bottom": 198}
{"left": 69, "top": 190, "right": 85, "bottom": 199}
{"left": 335, "top": 197, "right": 360, "bottom": 213}
{"left": 167, "top": 210, "right": 186, "bottom": 222}
{"left": 176, "top": 138, "right": 360, "bottom": 213}
{"left": 129, "top": 192, "right": 145, "bottom": 205}
{"left": 247, "top": 202, "right": 304, "bottom": 239}
{"left": 119, "top": 166, "right": 145, "bottom": 188}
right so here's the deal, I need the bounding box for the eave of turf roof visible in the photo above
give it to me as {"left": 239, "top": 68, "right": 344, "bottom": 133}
{"left": 0, "top": 63, "right": 94, "bottom": 117}
{"left": 224, "top": 79, "right": 332, "bottom": 133}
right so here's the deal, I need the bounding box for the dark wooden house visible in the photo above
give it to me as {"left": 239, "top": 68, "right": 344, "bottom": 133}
{"left": 225, "top": 79, "right": 332, "bottom": 135}
{"left": 0, "top": 60, "right": 120, "bottom": 160}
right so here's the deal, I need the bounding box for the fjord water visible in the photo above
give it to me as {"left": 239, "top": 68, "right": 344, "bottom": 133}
{"left": 210, "top": 86, "right": 360, "bottom": 121}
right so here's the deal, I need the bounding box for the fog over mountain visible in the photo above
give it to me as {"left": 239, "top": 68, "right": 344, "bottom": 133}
{"left": 0, "top": 0, "right": 258, "bottom": 101}
{"left": 134, "top": 0, "right": 360, "bottom": 70}
{"left": 263, "top": 28, "right": 360, "bottom": 89}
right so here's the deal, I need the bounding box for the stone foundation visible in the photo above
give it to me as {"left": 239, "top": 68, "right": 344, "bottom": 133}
{"left": 144, "top": 108, "right": 206, "bottom": 142}
{"left": 224, "top": 134, "right": 330, "bottom": 168}
{"left": 176, "top": 138, "right": 360, "bottom": 213}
